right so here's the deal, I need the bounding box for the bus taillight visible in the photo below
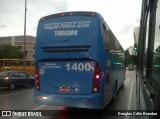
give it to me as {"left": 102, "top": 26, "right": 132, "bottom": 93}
{"left": 35, "top": 65, "right": 40, "bottom": 91}
{"left": 95, "top": 74, "right": 100, "bottom": 79}
{"left": 92, "top": 62, "right": 101, "bottom": 93}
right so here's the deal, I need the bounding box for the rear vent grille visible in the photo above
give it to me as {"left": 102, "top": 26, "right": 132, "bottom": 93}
{"left": 42, "top": 45, "right": 91, "bottom": 53}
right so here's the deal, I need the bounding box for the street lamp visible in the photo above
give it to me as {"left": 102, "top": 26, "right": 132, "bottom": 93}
{"left": 23, "top": 0, "right": 27, "bottom": 72}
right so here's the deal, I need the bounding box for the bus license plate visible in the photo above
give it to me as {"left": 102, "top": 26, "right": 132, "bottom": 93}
{"left": 59, "top": 87, "right": 70, "bottom": 92}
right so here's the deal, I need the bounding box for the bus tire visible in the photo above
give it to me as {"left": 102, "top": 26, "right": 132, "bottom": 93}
{"left": 9, "top": 83, "right": 16, "bottom": 90}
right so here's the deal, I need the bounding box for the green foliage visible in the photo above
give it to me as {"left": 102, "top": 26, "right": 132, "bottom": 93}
{"left": 124, "top": 49, "right": 132, "bottom": 65}
{"left": 124, "top": 49, "right": 137, "bottom": 65}
{"left": 0, "top": 45, "right": 24, "bottom": 59}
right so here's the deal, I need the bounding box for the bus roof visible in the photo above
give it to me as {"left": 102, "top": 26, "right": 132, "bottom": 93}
{"left": 39, "top": 11, "right": 99, "bottom": 22}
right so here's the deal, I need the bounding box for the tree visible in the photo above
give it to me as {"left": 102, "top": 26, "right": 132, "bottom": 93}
{"left": 0, "top": 45, "right": 24, "bottom": 59}
{"left": 124, "top": 49, "right": 134, "bottom": 65}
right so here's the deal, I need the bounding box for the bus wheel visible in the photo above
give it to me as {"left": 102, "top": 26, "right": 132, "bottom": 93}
{"left": 113, "top": 81, "right": 117, "bottom": 101}
{"left": 9, "top": 83, "right": 16, "bottom": 90}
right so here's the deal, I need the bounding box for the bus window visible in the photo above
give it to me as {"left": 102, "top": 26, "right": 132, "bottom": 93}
{"left": 13, "top": 61, "right": 20, "bottom": 66}
{"left": 143, "top": 12, "right": 150, "bottom": 77}
{"left": 103, "top": 24, "right": 124, "bottom": 60}
{"left": 4, "top": 60, "right": 12, "bottom": 66}
{"left": 26, "top": 61, "right": 31, "bottom": 66}
{"left": 151, "top": 0, "right": 160, "bottom": 83}
{"left": 31, "top": 61, "right": 34, "bottom": 66}
{"left": 137, "top": 0, "right": 160, "bottom": 114}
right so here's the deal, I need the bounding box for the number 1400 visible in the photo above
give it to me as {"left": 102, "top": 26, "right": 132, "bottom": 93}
{"left": 65, "top": 63, "right": 93, "bottom": 71}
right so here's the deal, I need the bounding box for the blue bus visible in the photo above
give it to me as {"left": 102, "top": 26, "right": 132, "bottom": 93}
{"left": 34, "top": 11, "right": 125, "bottom": 109}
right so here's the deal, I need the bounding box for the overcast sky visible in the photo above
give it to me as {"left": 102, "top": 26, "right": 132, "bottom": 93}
{"left": 0, "top": 0, "right": 142, "bottom": 49}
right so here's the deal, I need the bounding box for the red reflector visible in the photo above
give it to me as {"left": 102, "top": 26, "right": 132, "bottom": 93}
{"left": 36, "top": 80, "right": 39, "bottom": 83}
{"left": 35, "top": 74, "right": 38, "bottom": 78}
{"left": 36, "top": 85, "right": 40, "bottom": 90}
{"left": 95, "top": 74, "right": 100, "bottom": 79}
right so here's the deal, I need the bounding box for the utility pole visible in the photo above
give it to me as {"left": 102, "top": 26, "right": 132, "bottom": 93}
{"left": 23, "top": 0, "right": 27, "bottom": 72}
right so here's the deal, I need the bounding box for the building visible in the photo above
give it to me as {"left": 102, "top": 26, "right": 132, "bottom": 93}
{"left": 127, "top": 46, "right": 134, "bottom": 56}
{"left": 134, "top": 27, "right": 139, "bottom": 45}
{"left": 0, "top": 35, "right": 35, "bottom": 60}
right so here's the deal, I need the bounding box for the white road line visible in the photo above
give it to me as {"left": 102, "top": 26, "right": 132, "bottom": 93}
{"left": 126, "top": 81, "right": 134, "bottom": 119}
{"left": 33, "top": 105, "right": 46, "bottom": 110}
{"left": 0, "top": 89, "right": 33, "bottom": 98}
{"left": 9, "top": 105, "right": 46, "bottom": 119}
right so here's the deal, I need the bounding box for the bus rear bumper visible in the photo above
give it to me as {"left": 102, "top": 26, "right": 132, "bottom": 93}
{"left": 34, "top": 90, "right": 104, "bottom": 109}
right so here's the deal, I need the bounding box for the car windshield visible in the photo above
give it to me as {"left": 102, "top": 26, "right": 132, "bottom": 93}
{"left": 0, "top": 71, "right": 10, "bottom": 77}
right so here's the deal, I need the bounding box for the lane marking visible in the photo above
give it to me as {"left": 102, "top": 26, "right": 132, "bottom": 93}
{"left": 126, "top": 81, "right": 134, "bottom": 119}
{"left": 33, "top": 105, "right": 46, "bottom": 110}
{"left": 0, "top": 89, "right": 33, "bottom": 98}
